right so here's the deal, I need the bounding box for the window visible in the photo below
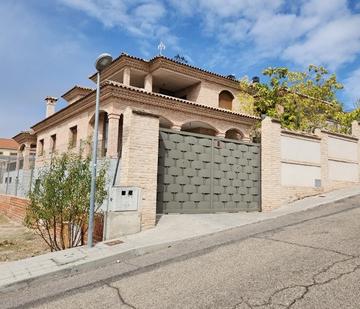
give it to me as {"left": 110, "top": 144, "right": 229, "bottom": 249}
{"left": 51, "top": 134, "right": 56, "bottom": 153}
{"left": 10, "top": 152, "right": 17, "bottom": 156}
{"left": 219, "top": 90, "right": 234, "bottom": 110}
{"left": 69, "top": 126, "right": 77, "bottom": 148}
{"left": 0, "top": 152, "right": 3, "bottom": 155}
{"left": 39, "top": 139, "right": 44, "bottom": 156}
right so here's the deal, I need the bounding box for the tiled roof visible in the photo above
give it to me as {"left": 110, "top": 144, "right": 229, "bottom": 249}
{"left": 62, "top": 85, "right": 94, "bottom": 98}
{"left": 149, "top": 55, "right": 239, "bottom": 82}
{"left": 0, "top": 138, "right": 19, "bottom": 150}
{"left": 90, "top": 53, "right": 240, "bottom": 84}
{"left": 105, "top": 80, "right": 260, "bottom": 120}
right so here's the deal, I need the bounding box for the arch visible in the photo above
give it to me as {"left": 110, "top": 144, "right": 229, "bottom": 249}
{"left": 219, "top": 90, "right": 234, "bottom": 110}
{"left": 159, "top": 116, "right": 173, "bottom": 129}
{"left": 181, "top": 121, "right": 218, "bottom": 136}
{"left": 225, "top": 128, "right": 244, "bottom": 141}
{"left": 88, "top": 110, "right": 109, "bottom": 157}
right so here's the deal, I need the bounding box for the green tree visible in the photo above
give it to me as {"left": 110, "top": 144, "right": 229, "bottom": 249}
{"left": 25, "top": 152, "right": 108, "bottom": 251}
{"left": 240, "top": 65, "right": 357, "bottom": 133}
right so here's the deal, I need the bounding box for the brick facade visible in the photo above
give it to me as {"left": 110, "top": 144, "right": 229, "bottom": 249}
{"left": 118, "top": 108, "right": 160, "bottom": 229}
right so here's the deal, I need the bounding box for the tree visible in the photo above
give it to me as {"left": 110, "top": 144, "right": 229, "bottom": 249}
{"left": 25, "top": 151, "right": 108, "bottom": 251}
{"left": 240, "top": 65, "right": 357, "bottom": 133}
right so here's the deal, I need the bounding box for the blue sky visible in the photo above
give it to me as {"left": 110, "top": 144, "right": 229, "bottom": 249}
{"left": 1, "top": 0, "right": 360, "bottom": 137}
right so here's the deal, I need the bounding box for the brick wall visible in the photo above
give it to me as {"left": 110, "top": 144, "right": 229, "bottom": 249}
{"left": 0, "top": 194, "right": 28, "bottom": 223}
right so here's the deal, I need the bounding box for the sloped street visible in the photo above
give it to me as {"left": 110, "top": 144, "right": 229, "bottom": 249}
{"left": 3, "top": 195, "right": 360, "bottom": 309}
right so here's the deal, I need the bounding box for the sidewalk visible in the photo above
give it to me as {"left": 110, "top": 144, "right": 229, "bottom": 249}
{"left": 1, "top": 185, "right": 360, "bottom": 291}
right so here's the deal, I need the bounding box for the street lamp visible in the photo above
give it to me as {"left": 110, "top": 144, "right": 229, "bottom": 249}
{"left": 88, "top": 53, "right": 113, "bottom": 248}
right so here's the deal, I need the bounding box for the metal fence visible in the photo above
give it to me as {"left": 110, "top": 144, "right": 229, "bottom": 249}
{"left": 0, "top": 155, "right": 36, "bottom": 197}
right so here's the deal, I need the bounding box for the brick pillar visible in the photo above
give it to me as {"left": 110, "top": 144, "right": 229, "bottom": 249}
{"left": 118, "top": 108, "right": 160, "bottom": 229}
{"left": 123, "top": 67, "right": 130, "bottom": 86}
{"left": 107, "top": 114, "right": 120, "bottom": 158}
{"left": 351, "top": 120, "right": 360, "bottom": 182}
{"left": 144, "top": 74, "right": 152, "bottom": 92}
{"left": 261, "top": 117, "right": 282, "bottom": 211}
{"left": 315, "top": 128, "right": 329, "bottom": 190}
{"left": 15, "top": 149, "right": 21, "bottom": 171}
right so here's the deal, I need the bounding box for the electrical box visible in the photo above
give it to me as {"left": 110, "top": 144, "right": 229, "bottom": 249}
{"left": 108, "top": 186, "right": 141, "bottom": 211}
{"left": 314, "top": 179, "right": 321, "bottom": 188}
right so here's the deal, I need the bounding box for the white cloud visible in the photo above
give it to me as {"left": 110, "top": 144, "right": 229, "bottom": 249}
{"left": 58, "top": 0, "right": 177, "bottom": 47}
{"left": 192, "top": 0, "right": 360, "bottom": 70}
{"left": 283, "top": 16, "right": 360, "bottom": 69}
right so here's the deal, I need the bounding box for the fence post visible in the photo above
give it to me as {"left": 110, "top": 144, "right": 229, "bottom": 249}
{"left": 5, "top": 156, "right": 10, "bottom": 194}
{"left": 261, "top": 117, "right": 282, "bottom": 211}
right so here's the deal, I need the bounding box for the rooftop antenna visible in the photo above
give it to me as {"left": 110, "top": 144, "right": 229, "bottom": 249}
{"left": 158, "top": 41, "right": 166, "bottom": 56}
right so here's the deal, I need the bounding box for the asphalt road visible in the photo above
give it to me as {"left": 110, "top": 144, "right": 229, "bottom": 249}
{"left": 2, "top": 195, "right": 360, "bottom": 309}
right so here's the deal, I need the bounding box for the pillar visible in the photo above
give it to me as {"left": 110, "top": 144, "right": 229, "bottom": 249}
{"left": 144, "top": 74, "right": 152, "bottom": 92}
{"left": 123, "top": 67, "right": 130, "bottom": 86}
{"left": 22, "top": 144, "right": 31, "bottom": 170}
{"left": 107, "top": 114, "right": 120, "bottom": 158}
{"left": 216, "top": 132, "right": 226, "bottom": 138}
{"left": 314, "top": 128, "right": 329, "bottom": 190}
{"left": 261, "top": 117, "right": 282, "bottom": 211}
{"left": 118, "top": 108, "right": 160, "bottom": 229}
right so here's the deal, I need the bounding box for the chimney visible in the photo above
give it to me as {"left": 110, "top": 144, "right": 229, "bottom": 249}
{"left": 45, "top": 96, "right": 58, "bottom": 118}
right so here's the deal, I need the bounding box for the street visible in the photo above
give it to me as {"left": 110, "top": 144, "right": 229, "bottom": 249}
{"left": 2, "top": 195, "right": 360, "bottom": 309}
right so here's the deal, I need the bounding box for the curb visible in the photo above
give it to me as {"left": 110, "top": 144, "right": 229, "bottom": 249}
{"left": 1, "top": 188, "right": 360, "bottom": 293}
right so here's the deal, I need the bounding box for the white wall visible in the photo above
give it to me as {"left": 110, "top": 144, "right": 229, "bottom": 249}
{"left": 281, "top": 134, "right": 321, "bottom": 187}
{"left": 281, "top": 135, "right": 320, "bottom": 163}
{"left": 328, "top": 136, "right": 357, "bottom": 162}
{"left": 281, "top": 163, "right": 321, "bottom": 187}
{"left": 328, "top": 160, "right": 358, "bottom": 182}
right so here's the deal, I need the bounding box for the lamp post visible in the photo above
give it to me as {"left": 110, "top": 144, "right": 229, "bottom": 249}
{"left": 88, "top": 53, "right": 113, "bottom": 248}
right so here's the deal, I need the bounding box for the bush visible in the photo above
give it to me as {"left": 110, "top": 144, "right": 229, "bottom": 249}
{"left": 25, "top": 152, "right": 108, "bottom": 251}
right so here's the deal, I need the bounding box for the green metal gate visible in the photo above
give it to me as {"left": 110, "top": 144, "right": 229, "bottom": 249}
{"left": 157, "top": 129, "right": 261, "bottom": 214}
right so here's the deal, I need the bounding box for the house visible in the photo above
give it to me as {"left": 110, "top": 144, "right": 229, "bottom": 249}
{"left": 11, "top": 53, "right": 261, "bottom": 238}
{"left": 9, "top": 52, "right": 360, "bottom": 240}
{"left": 0, "top": 138, "right": 18, "bottom": 157}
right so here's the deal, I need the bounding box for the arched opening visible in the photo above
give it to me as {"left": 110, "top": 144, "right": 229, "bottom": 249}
{"left": 159, "top": 116, "right": 173, "bottom": 129}
{"left": 225, "top": 128, "right": 244, "bottom": 141}
{"left": 219, "top": 90, "right": 234, "bottom": 110}
{"left": 181, "top": 121, "right": 217, "bottom": 136}
{"left": 89, "top": 110, "right": 109, "bottom": 157}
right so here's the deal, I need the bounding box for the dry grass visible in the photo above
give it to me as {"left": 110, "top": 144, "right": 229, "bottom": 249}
{"left": 0, "top": 214, "right": 49, "bottom": 263}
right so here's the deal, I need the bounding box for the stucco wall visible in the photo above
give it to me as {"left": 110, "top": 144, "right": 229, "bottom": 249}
{"left": 327, "top": 135, "right": 359, "bottom": 182}
{"left": 280, "top": 134, "right": 321, "bottom": 187}
{"left": 261, "top": 118, "right": 360, "bottom": 210}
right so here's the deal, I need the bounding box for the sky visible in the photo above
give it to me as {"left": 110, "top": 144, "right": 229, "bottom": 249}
{"left": 1, "top": 0, "right": 360, "bottom": 138}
